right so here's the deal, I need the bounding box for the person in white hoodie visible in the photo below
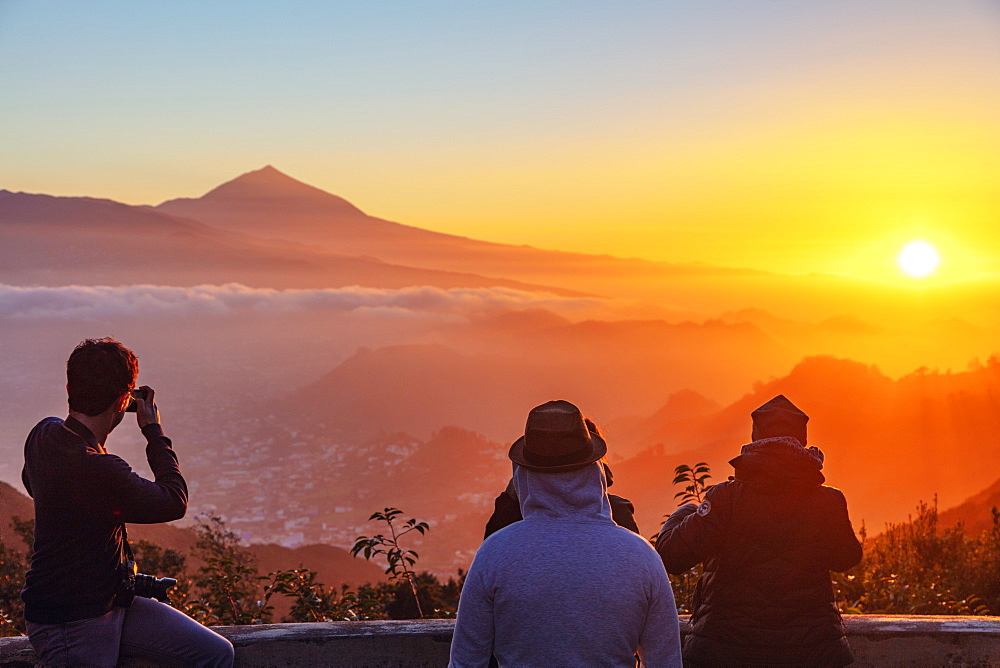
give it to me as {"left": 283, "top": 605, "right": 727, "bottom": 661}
{"left": 450, "top": 400, "right": 682, "bottom": 667}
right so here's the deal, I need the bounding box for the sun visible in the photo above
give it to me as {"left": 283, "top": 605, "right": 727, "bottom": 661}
{"left": 898, "top": 240, "right": 940, "bottom": 278}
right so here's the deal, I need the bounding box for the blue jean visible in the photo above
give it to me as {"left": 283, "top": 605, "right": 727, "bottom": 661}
{"left": 26, "top": 596, "right": 234, "bottom": 667}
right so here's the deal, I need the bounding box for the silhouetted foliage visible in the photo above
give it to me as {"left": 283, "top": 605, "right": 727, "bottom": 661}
{"left": 185, "top": 515, "right": 273, "bottom": 625}
{"left": 355, "top": 570, "right": 464, "bottom": 620}
{"left": 351, "top": 507, "right": 429, "bottom": 618}
{"left": 10, "top": 518, "right": 34, "bottom": 552}
{"left": 0, "top": 538, "right": 27, "bottom": 636}
{"left": 0, "top": 517, "right": 34, "bottom": 636}
{"left": 657, "top": 463, "right": 712, "bottom": 613}
{"left": 834, "top": 499, "right": 1000, "bottom": 615}
{"left": 132, "top": 539, "right": 186, "bottom": 578}
{"left": 261, "top": 568, "right": 384, "bottom": 622}
{"left": 672, "top": 462, "right": 712, "bottom": 506}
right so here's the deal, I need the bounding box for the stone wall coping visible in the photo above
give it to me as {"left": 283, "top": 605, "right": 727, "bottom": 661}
{"left": 843, "top": 614, "right": 1000, "bottom": 635}
{"left": 2, "top": 615, "right": 999, "bottom": 666}
{"left": 217, "top": 618, "right": 457, "bottom": 644}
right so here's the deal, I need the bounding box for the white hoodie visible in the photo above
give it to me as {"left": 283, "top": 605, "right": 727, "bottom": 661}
{"left": 450, "top": 461, "right": 682, "bottom": 667}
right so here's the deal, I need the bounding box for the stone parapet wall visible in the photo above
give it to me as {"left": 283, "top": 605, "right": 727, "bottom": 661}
{"left": 1, "top": 615, "right": 998, "bottom": 666}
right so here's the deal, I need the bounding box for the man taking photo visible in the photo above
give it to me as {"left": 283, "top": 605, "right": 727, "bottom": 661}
{"left": 21, "top": 337, "right": 234, "bottom": 667}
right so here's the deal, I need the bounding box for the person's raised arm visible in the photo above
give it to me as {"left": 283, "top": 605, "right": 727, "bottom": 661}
{"left": 101, "top": 386, "right": 187, "bottom": 523}
{"left": 656, "top": 483, "right": 730, "bottom": 574}
{"left": 822, "top": 488, "right": 863, "bottom": 572}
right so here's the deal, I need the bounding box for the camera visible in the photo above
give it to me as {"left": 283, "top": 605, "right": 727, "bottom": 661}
{"left": 124, "top": 388, "right": 148, "bottom": 413}
{"left": 133, "top": 573, "right": 178, "bottom": 604}
{"left": 114, "top": 558, "right": 177, "bottom": 606}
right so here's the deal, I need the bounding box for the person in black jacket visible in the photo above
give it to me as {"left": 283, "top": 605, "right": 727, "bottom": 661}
{"left": 484, "top": 418, "right": 640, "bottom": 539}
{"left": 21, "top": 338, "right": 234, "bottom": 668}
{"left": 656, "top": 395, "right": 862, "bottom": 667}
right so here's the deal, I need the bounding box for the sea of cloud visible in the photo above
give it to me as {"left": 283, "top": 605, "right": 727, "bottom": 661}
{"left": 0, "top": 283, "right": 601, "bottom": 320}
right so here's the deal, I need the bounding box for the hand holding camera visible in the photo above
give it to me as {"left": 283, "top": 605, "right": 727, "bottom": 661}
{"left": 124, "top": 386, "right": 159, "bottom": 428}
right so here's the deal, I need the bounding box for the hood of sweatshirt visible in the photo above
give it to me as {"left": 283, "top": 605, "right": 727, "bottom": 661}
{"left": 728, "top": 435, "right": 826, "bottom": 488}
{"left": 512, "top": 460, "right": 613, "bottom": 523}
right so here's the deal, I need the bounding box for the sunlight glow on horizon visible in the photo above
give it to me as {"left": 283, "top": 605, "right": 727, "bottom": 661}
{"left": 898, "top": 240, "right": 941, "bottom": 279}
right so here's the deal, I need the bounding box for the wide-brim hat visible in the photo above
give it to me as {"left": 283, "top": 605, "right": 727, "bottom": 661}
{"left": 509, "top": 400, "right": 607, "bottom": 471}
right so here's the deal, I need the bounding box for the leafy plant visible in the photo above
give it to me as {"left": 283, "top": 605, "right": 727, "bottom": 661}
{"left": 672, "top": 462, "right": 712, "bottom": 506}
{"left": 0, "top": 539, "right": 27, "bottom": 636}
{"left": 357, "top": 570, "right": 465, "bottom": 620}
{"left": 186, "top": 515, "right": 272, "bottom": 625}
{"left": 658, "top": 463, "right": 713, "bottom": 612}
{"left": 10, "top": 517, "right": 34, "bottom": 552}
{"left": 0, "top": 517, "right": 35, "bottom": 637}
{"left": 351, "top": 508, "right": 429, "bottom": 618}
{"left": 834, "top": 499, "right": 1000, "bottom": 616}
{"left": 262, "top": 568, "right": 384, "bottom": 622}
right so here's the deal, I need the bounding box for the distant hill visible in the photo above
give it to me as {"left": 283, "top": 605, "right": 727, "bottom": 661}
{"left": 0, "top": 481, "right": 383, "bottom": 590}
{"left": 156, "top": 166, "right": 614, "bottom": 271}
{"left": 287, "top": 315, "right": 791, "bottom": 444}
{"left": 940, "top": 477, "right": 1000, "bottom": 536}
{"left": 0, "top": 189, "right": 571, "bottom": 294}
{"left": 0, "top": 479, "right": 33, "bottom": 547}
{"left": 610, "top": 356, "right": 1000, "bottom": 537}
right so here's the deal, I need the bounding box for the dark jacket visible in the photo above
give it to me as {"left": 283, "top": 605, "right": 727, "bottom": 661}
{"left": 657, "top": 436, "right": 862, "bottom": 667}
{"left": 485, "top": 478, "right": 641, "bottom": 539}
{"left": 21, "top": 416, "right": 188, "bottom": 624}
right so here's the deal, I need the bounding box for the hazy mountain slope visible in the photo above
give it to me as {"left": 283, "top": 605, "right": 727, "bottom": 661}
{"left": 153, "top": 167, "right": 777, "bottom": 282}
{"left": 0, "top": 189, "right": 573, "bottom": 293}
{"left": 286, "top": 316, "right": 792, "bottom": 444}
{"left": 0, "top": 480, "right": 34, "bottom": 547}
{"left": 939, "top": 477, "right": 1000, "bottom": 536}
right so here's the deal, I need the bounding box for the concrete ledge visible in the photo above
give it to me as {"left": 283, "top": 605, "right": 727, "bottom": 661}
{"left": 843, "top": 615, "right": 1000, "bottom": 667}
{"left": 221, "top": 620, "right": 455, "bottom": 667}
{"left": 1, "top": 616, "right": 998, "bottom": 666}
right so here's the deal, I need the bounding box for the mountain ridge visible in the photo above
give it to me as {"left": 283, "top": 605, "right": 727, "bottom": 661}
{"left": 0, "top": 189, "right": 584, "bottom": 295}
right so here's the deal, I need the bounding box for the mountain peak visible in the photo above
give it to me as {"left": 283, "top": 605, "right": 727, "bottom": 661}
{"left": 177, "top": 166, "right": 365, "bottom": 216}
{"left": 237, "top": 164, "right": 297, "bottom": 183}
{"left": 207, "top": 165, "right": 325, "bottom": 196}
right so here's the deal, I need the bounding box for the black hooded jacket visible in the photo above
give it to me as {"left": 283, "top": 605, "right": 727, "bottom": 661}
{"left": 656, "top": 437, "right": 862, "bottom": 667}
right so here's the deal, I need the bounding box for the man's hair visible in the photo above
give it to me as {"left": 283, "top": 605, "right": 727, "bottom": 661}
{"left": 67, "top": 338, "right": 139, "bottom": 416}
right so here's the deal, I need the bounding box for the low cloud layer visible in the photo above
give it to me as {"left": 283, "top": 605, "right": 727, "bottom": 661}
{"left": 0, "top": 283, "right": 600, "bottom": 320}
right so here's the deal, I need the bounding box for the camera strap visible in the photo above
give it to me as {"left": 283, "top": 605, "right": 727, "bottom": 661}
{"left": 121, "top": 523, "right": 136, "bottom": 568}
{"left": 113, "top": 523, "right": 138, "bottom": 608}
